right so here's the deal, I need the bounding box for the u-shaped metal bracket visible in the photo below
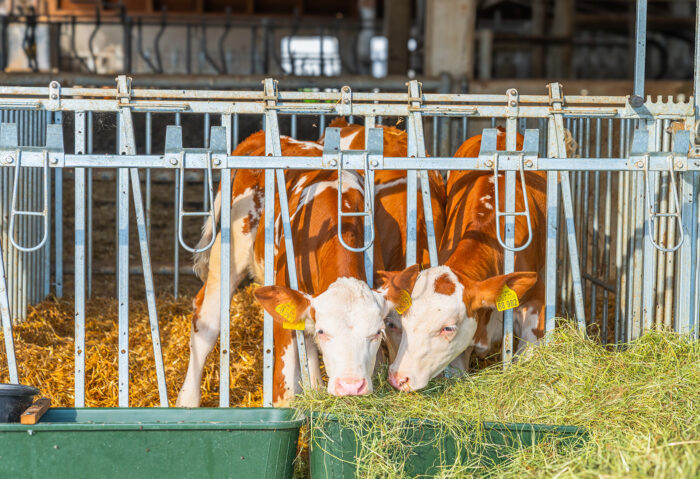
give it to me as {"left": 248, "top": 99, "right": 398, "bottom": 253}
{"left": 166, "top": 125, "right": 225, "bottom": 254}
{"left": 177, "top": 151, "right": 217, "bottom": 253}
{"left": 9, "top": 150, "right": 50, "bottom": 252}
{"left": 492, "top": 153, "right": 534, "bottom": 252}
{"left": 643, "top": 155, "right": 684, "bottom": 252}
{"left": 336, "top": 153, "right": 376, "bottom": 253}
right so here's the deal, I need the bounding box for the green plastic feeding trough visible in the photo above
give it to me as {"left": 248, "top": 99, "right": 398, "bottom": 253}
{"left": 0, "top": 408, "right": 303, "bottom": 479}
{"left": 308, "top": 412, "right": 587, "bottom": 477}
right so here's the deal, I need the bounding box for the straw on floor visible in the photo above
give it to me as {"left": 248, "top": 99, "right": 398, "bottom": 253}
{"left": 0, "top": 285, "right": 264, "bottom": 408}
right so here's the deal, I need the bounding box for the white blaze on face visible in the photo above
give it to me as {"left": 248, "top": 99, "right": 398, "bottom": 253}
{"left": 310, "top": 278, "right": 389, "bottom": 396}
{"left": 387, "top": 266, "right": 477, "bottom": 391}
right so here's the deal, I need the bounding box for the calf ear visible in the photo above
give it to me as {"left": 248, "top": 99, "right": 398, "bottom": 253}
{"left": 467, "top": 272, "right": 538, "bottom": 312}
{"left": 253, "top": 286, "right": 313, "bottom": 331}
{"left": 375, "top": 264, "right": 421, "bottom": 312}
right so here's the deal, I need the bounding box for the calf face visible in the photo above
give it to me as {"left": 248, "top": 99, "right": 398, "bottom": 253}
{"left": 380, "top": 265, "right": 537, "bottom": 391}
{"left": 255, "top": 277, "right": 391, "bottom": 396}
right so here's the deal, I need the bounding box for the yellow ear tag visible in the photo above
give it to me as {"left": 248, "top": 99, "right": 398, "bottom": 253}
{"left": 394, "top": 290, "right": 412, "bottom": 315}
{"left": 496, "top": 285, "right": 519, "bottom": 312}
{"left": 276, "top": 302, "right": 305, "bottom": 330}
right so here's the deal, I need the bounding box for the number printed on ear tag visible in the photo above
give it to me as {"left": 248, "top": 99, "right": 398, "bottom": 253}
{"left": 394, "top": 290, "right": 412, "bottom": 315}
{"left": 276, "top": 302, "right": 305, "bottom": 330}
{"left": 496, "top": 285, "right": 519, "bottom": 312}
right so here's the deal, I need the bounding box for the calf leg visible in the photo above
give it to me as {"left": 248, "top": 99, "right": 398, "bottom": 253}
{"left": 176, "top": 233, "right": 247, "bottom": 407}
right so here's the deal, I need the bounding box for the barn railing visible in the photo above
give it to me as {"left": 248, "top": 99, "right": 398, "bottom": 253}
{"left": 0, "top": 72, "right": 698, "bottom": 408}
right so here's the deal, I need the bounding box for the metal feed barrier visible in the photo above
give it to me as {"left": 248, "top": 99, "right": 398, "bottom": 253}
{"left": 0, "top": 0, "right": 698, "bottom": 408}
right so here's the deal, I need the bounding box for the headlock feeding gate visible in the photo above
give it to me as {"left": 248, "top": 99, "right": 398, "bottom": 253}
{"left": 0, "top": 1, "right": 699, "bottom": 408}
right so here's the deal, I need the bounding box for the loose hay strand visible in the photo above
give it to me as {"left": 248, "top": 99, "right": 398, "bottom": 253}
{"left": 294, "top": 325, "right": 700, "bottom": 479}
{"left": 0, "top": 285, "right": 264, "bottom": 408}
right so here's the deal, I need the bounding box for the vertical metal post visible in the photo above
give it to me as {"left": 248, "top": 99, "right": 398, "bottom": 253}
{"left": 87, "top": 111, "right": 93, "bottom": 298}
{"left": 0, "top": 242, "right": 18, "bottom": 384}
{"left": 633, "top": 0, "right": 648, "bottom": 98}
{"left": 364, "top": 116, "right": 376, "bottom": 283}
{"left": 54, "top": 112, "right": 63, "bottom": 297}
{"left": 502, "top": 89, "right": 518, "bottom": 365}
{"left": 407, "top": 81, "right": 439, "bottom": 267}
{"left": 262, "top": 119, "right": 275, "bottom": 407}
{"left": 545, "top": 119, "right": 559, "bottom": 334}
{"left": 117, "top": 110, "right": 130, "bottom": 407}
{"left": 203, "top": 113, "right": 211, "bottom": 211}
{"left": 548, "top": 83, "right": 586, "bottom": 329}
{"left": 263, "top": 79, "right": 310, "bottom": 396}
{"left": 74, "top": 111, "right": 87, "bottom": 406}
{"left": 217, "top": 114, "right": 232, "bottom": 407}
{"left": 145, "top": 112, "right": 152, "bottom": 242}
{"left": 642, "top": 121, "right": 660, "bottom": 333}
{"left": 173, "top": 112, "right": 181, "bottom": 298}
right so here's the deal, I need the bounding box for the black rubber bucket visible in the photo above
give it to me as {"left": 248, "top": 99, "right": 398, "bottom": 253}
{"left": 0, "top": 384, "right": 40, "bottom": 422}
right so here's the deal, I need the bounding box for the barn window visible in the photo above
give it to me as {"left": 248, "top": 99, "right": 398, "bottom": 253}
{"left": 280, "top": 36, "right": 341, "bottom": 76}
{"left": 370, "top": 36, "right": 388, "bottom": 78}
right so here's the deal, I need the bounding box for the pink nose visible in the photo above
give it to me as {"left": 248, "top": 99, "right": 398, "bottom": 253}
{"left": 388, "top": 371, "right": 410, "bottom": 391}
{"left": 333, "top": 377, "right": 369, "bottom": 396}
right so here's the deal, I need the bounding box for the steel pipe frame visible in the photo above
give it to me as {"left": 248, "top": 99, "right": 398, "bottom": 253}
{"left": 1, "top": 52, "right": 699, "bottom": 407}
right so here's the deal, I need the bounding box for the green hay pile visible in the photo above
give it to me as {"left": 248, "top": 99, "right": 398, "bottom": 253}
{"left": 293, "top": 325, "right": 700, "bottom": 478}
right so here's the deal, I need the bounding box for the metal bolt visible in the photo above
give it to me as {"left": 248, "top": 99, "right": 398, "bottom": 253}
{"left": 629, "top": 95, "right": 645, "bottom": 108}
{"left": 676, "top": 161, "right": 684, "bottom": 169}
{"left": 50, "top": 81, "right": 59, "bottom": 89}
{"left": 54, "top": 445, "right": 59, "bottom": 449}
{"left": 635, "top": 161, "right": 644, "bottom": 168}
{"left": 370, "top": 159, "right": 379, "bottom": 167}
{"left": 214, "top": 158, "right": 222, "bottom": 166}
{"left": 2, "top": 156, "right": 13, "bottom": 165}
{"left": 169, "top": 157, "right": 178, "bottom": 166}
{"left": 50, "top": 93, "right": 58, "bottom": 100}
{"left": 525, "top": 159, "right": 533, "bottom": 167}
{"left": 50, "top": 157, "right": 58, "bottom": 165}
{"left": 694, "top": 147, "right": 700, "bottom": 156}
{"left": 329, "top": 159, "right": 338, "bottom": 167}
{"left": 342, "top": 86, "right": 350, "bottom": 92}
{"left": 509, "top": 100, "right": 517, "bottom": 107}
{"left": 485, "top": 160, "right": 494, "bottom": 168}
{"left": 507, "top": 88, "right": 517, "bottom": 96}
{"left": 343, "top": 98, "right": 350, "bottom": 104}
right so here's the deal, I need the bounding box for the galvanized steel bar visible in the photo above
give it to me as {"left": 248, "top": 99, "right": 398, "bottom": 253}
{"left": 633, "top": 0, "right": 648, "bottom": 99}
{"left": 117, "top": 109, "right": 131, "bottom": 407}
{"left": 407, "top": 81, "right": 439, "bottom": 268}
{"left": 54, "top": 111, "right": 63, "bottom": 298}
{"left": 264, "top": 88, "right": 311, "bottom": 387}
{"left": 548, "top": 83, "right": 586, "bottom": 329}
{"left": 87, "top": 111, "right": 94, "bottom": 298}
{"left": 545, "top": 119, "right": 559, "bottom": 334}
{"left": 219, "top": 167, "right": 232, "bottom": 408}
{"left": 130, "top": 167, "right": 169, "bottom": 407}
{"left": 0, "top": 241, "right": 18, "bottom": 383}
{"left": 364, "top": 116, "right": 376, "bottom": 284}
{"left": 502, "top": 88, "right": 518, "bottom": 365}
{"left": 173, "top": 112, "right": 181, "bottom": 298}
{"left": 74, "top": 111, "right": 86, "bottom": 407}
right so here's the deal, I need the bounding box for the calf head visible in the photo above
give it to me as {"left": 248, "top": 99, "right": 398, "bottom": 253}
{"left": 379, "top": 264, "right": 537, "bottom": 391}
{"left": 254, "top": 277, "right": 392, "bottom": 397}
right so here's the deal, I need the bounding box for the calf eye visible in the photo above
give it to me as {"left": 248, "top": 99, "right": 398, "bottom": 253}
{"left": 316, "top": 329, "right": 328, "bottom": 340}
{"left": 441, "top": 325, "right": 457, "bottom": 334}
{"left": 386, "top": 321, "right": 400, "bottom": 330}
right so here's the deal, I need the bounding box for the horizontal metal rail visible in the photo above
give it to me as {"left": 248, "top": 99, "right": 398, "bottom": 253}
{"left": 2, "top": 153, "right": 696, "bottom": 171}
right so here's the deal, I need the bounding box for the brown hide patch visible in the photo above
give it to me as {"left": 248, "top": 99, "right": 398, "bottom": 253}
{"left": 434, "top": 273, "right": 456, "bottom": 296}
{"left": 377, "top": 265, "right": 420, "bottom": 312}
{"left": 191, "top": 285, "right": 206, "bottom": 332}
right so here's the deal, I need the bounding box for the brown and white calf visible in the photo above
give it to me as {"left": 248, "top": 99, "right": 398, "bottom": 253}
{"left": 381, "top": 128, "right": 547, "bottom": 391}
{"left": 177, "top": 124, "right": 445, "bottom": 406}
